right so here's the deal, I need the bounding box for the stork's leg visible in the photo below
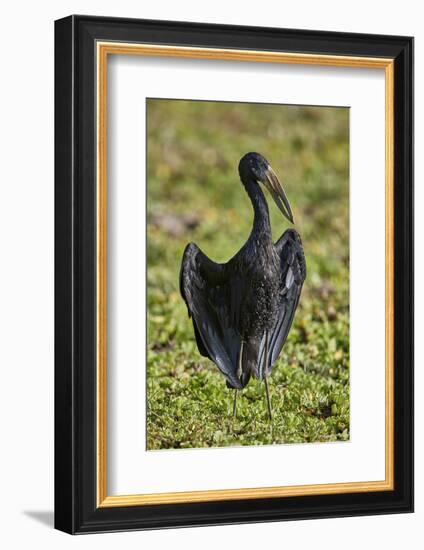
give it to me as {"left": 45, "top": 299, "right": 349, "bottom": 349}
{"left": 263, "top": 331, "right": 272, "bottom": 420}
{"left": 264, "top": 375, "right": 272, "bottom": 421}
{"left": 233, "top": 340, "right": 244, "bottom": 419}
{"left": 233, "top": 390, "right": 238, "bottom": 418}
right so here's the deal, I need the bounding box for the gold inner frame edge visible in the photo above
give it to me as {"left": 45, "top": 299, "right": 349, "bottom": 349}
{"left": 96, "top": 42, "right": 395, "bottom": 508}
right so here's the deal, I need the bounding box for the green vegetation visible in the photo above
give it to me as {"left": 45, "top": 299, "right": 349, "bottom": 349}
{"left": 146, "top": 99, "right": 349, "bottom": 449}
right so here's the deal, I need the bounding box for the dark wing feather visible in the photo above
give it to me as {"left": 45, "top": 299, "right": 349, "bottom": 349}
{"left": 180, "top": 243, "right": 244, "bottom": 389}
{"left": 265, "top": 229, "right": 306, "bottom": 373}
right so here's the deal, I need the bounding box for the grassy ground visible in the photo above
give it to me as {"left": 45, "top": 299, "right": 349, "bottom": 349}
{"left": 146, "top": 99, "right": 350, "bottom": 450}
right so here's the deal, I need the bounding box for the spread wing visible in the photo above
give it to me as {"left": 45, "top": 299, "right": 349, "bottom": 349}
{"left": 179, "top": 243, "right": 244, "bottom": 389}
{"left": 261, "top": 228, "right": 306, "bottom": 375}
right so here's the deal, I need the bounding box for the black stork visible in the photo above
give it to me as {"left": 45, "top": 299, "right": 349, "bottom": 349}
{"left": 180, "top": 152, "right": 306, "bottom": 419}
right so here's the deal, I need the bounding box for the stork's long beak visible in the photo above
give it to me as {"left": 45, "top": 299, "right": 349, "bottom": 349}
{"left": 262, "top": 166, "right": 294, "bottom": 224}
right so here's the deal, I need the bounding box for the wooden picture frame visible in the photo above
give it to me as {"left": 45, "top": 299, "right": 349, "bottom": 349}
{"left": 54, "top": 15, "right": 413, "bottom": 533}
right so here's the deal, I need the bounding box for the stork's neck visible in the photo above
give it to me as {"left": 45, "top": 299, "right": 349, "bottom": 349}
{"left": 244, "top": 178, "right": 271, "bottom": 237}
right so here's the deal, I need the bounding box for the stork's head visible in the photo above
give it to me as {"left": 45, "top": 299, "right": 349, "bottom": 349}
{"left": 238, "top": 152, "right": 294, "bottom": 224}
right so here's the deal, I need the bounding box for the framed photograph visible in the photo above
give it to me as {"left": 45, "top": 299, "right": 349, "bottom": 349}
{"left": 54, "top": 15, "right": 413, "bottom": 534}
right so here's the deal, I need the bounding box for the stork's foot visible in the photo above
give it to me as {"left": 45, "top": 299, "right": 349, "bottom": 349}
{"left": 233, "top": 390, "right": 238, "bottom": 418}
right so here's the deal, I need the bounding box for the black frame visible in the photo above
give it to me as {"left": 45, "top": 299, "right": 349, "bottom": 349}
{"left": 55, "top": 15, "right": 414, "bottom": 534}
